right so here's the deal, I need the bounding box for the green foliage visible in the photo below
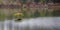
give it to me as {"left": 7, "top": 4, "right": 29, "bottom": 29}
{"left": 52, "top": 10, "right": 60, "bottom": 16}
{"left": 0, "top": 10, "right": 5, "bottom": 20}
{"left": 0, "top": 0, "right": 3, "bottom": 3}
{"left": 34, "top": 0, "right": 40, "bottom": 2}
{"left": 39, "top": 10, "right": 52, "bottom": 17}
{"left": 34, "top": 10, "right": 40, "bottom": 17}
{"left": 48, "top": 11, "right": 53, "bottom": 16}
{"left": 20, "top": 0, "right": 27, "bottom": 3}
{"left": 7, "top": 14, "right": 13, "bottom": 20}
{"left": 41, "top": 0, "right": 46, "bottom": 2}
{"left": 23, "top": 11, "right": 28, "bottom": 18}
{"left": 0, "top": 8, "right": 58, "bottom": 20}
{"left": 40, "top": 10, "right": 46, "bottom": 17}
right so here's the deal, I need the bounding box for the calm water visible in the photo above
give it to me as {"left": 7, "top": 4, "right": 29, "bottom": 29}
{"left": 0, "top": 17, "right": 60, "bottom": 30}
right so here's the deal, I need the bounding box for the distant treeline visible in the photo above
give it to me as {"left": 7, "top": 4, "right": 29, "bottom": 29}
{"left": 0, "top": 4, "right": 20, "bottom": 9}
{"left": 34, "top": 0, "right": 60, "bottom": 3}
{"left": 0, "top": 0, "right": 60, "bottom": 4}
{"left": 51, "top": 0, "right": 60, "bottom": 3}
{"left": 0, "top": 0, "right": 60, "bottom": 9}
{"left": 21, "top": 0, "right": 60, "bottom": 3}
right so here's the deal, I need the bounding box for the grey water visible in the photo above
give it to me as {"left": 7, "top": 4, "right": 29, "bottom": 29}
{"left": 0, "top": 17, "right": 60, "bottom": 30}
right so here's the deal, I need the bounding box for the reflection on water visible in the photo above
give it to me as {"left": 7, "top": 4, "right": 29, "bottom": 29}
{"left": 0, "top": 17, "right": 60, "bottom": 30}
